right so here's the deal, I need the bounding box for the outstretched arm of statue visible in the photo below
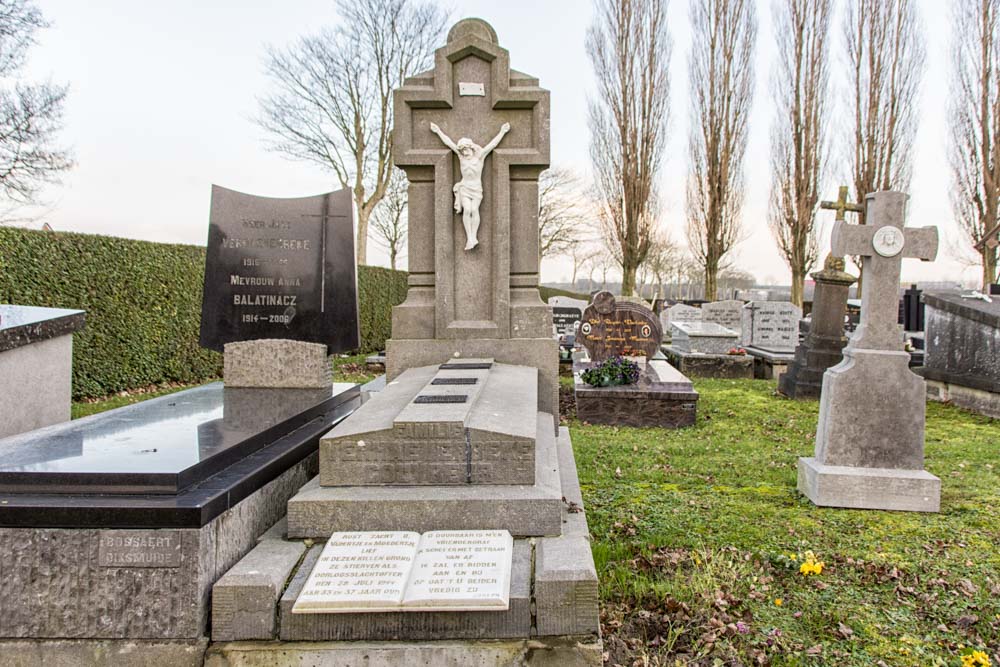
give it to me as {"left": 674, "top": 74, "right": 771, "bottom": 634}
{"left": 482, "top": 122, "right": 511, "bottom": 155}
{"left": 429, "top": 122, "right": 460, "bottom": 153}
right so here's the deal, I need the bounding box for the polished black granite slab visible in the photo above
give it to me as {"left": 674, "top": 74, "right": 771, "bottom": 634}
{"left": 0, "top": 304, "right": 86, "bottom": 353}
{"left": 0, "top": 382, "right": 360, "bottom": 528}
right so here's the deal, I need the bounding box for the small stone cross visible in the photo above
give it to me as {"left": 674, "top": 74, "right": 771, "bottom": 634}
{"left": 820, "top": 186, "right": 864, "bottom": 222}
{"left": 830, "top": 191, "right": 937, "bottom": 351}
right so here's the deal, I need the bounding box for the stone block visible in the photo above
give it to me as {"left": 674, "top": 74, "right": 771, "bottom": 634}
{"left": 798, "top": 457, "right": 941, "bottom": 512}
{"left": 287, "top": 413, "right": 562, "bottom": 538}
{"left": 0, "top": 334, "right": 74, "bottom": 439}
{"left": 662, "top": 345, "right": 754, "bottom": 379}
{"left": 224, "top": 339, "right": 331, "bottom": 389}
{"left": 555, "top": 426, "right": 589, "bottom": 539}
{"left": 278, "top": 541, "right": 531, "bottom": 641}
{"left": 535, "top": 536, "right": 599, "bottom": 637}
{"left": 0, "top": 639, "right": 208, "bottom": 667}
{"left": 212, "top": 539, "right": 306, "bottom": 641}
{"left": 923, "top": 377, "right": 1000, "bottom": 419}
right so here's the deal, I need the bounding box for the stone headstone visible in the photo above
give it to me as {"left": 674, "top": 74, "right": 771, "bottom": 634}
{"left": 578, "top": 291, "right": 662, "bottom": 361}
{"left": 552, "top": 307, "right": 582, "bottom": 335}
{"left": 701, "top": 300, "right": 743, "bottom": 331}
{"left": 199, "top": 185, "right": 359, "bottom": 353}
{"left": 740, "top": 301, "right": 801, "bottom": 352}
{"left": 799, "top": 191, "right": 941, "bottom": 512}
{"left": 670, "top": 321, "right": 739, "bottom": 355}
{"left": 660, "top": 303, "right": 701, "bottom": 333}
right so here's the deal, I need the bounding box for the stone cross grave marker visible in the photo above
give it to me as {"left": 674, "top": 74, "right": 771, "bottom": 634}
{"left": 799, "top": 191, "right": 941, "bottom": 512}
{"left": 579, "top": 291, "right": 662, "bottom": 361}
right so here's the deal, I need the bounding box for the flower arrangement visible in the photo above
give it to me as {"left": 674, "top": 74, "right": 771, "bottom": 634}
{"left": 581, "top": 355, "right": 640, "bottom": 387}
{"left": 727, "top": 347, "right": 747, "bottom": 355}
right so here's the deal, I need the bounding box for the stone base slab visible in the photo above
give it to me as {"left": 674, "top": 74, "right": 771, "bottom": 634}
{"left": 0, "top": 638, "right": 208, "bottom": 667}
{"left": 287, "top": 413, "right": 563, "bottom": 538}
{"left": 798, "top": 457, "right": 941, "bottom": 512}
{"left": 224, "top": 339, "right": 331, "bottom": 389}
{"left": 924, "top": 377, "right": 1000, "bottom": 420}
{"left": 661, "top": 346, "right": 754, "bottom": 379}
{"left": 205, "top": 637, "right": 602, "bottom": 667}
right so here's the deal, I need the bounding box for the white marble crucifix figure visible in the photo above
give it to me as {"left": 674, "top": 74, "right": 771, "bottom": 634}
{"left": 429, "top": 122, "right": 511, "bottom": 250}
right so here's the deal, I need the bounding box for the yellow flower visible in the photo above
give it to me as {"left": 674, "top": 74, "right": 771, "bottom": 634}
{"left": 962, "top": 650, "right": 992, "bottom": 667}
{"left": 774, "top": 598, "right": 783, "bottom": 606}
{"left": 798, "top": 552, "right": 825, "bottom": 576}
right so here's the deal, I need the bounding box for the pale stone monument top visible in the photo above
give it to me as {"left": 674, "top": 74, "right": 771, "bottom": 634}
{"left": 830, "top": 191, "right": 938, "bottom": 351}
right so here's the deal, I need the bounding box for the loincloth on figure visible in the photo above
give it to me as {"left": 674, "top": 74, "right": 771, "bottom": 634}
{"left": 453, "top": 180, "right": 483, "bottom": 213}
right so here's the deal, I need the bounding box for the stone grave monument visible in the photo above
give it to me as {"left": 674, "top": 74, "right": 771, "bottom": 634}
{"left": 574, "top": 291, "right": 698, "bottom": 428}
{"left": 671, "top": 320, "right": 740, "bottom": 355}
{"left": 0, "top": 304, "right": 85, "bottom": 439}
{"left": 206, "top": 19, "right": 602, "bottom": 666}
{"left": 0, "top": 186, "right": 365, "bottom": 664}
{"left": 661, "top": 304, "right": 752, "bottom": 379}
{"left": 740, "top": 301, "right": 802, "bottom": 380}
{"left": 920, "top": 291, "right": 1000, "bottom": 418}
{"left": 779, "top": 254, "right": 857, "bottom": 399}
{"left": 701, "top": 299, "right": 743, "bottom": 331}
{"left": 799, "top": 191, "right": 941, "bottom": 512}
{"left": 660, "top": 302, "right": 701, "bottom": 340}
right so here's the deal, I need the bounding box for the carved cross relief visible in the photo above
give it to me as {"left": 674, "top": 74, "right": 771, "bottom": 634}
{"left": 393, "top": 20, "right": 550, "bottom": 340}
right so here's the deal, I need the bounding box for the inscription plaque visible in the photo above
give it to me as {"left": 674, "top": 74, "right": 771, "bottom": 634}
{"left": 98, "top": 530, "right": 182, "bottom": 567}
{"left": 199, "top": 185, "right": 359, "bottom": 353}
{"left": 552, "top": 307, "right": 583, "bottom": 335}
{"left": 579, "top": 291, "right": 662, "bottom": 361}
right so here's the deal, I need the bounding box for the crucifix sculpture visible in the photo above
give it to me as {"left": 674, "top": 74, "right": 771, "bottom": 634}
{"left": 429, "top": 121, "right": 511, "bottom": 250}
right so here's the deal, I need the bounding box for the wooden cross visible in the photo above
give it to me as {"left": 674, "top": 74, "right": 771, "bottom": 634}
{"left": 830, "top": 191, "right": 938, "bottom": 351}
{"left": 820, "top": 186, "right": 864, "bottom": 222}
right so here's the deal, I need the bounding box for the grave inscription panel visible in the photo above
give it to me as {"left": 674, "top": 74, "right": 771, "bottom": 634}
{"left": 579, "top": 291, "right": 662, "bottom": 361}
{"left": 97, "top": 530, "right": 182, "bottom": 568}
{"left": 199, "top": 185, "right": 358, "bottom": 353}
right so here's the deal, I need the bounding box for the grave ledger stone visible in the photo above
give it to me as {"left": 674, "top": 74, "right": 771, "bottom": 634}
{"left": 207, "top": 20, "right": 602, "bottom": 666}
{"left": 799, "top": 191, "right": 941, "bottom": 512}
{"left": 200, "top": 185, "right": 359, "bottom": 353}
{"left": 386, "top": 17, "right": 559, "bottom": 418}
{"left": 779, "top": 255, "right": 857, "bottom": 399}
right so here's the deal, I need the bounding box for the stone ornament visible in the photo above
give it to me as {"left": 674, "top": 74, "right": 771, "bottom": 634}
{"left": 430, "top": 121, "right": 511, "bottom": 250}
{"left": 872, "top": 225, "right": 905, "bottom": 257}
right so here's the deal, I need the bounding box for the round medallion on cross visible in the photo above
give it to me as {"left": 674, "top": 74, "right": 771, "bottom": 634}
{"left": 872, "top": 225, "right": 905, "bottom": 258}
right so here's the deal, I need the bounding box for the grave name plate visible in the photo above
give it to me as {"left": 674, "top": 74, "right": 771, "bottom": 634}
{"left": 199, "top": 185, "right": 359, "bottom": 353}
{"left": 292, "top": 530, "right": 513, "bottom": 614}
{"left": 97, "top": 530, "right": 182, "bottom": 567}
{"left": 579, "top": 291, "right": 662, "bottom": 361}
{"left": 552, "top": 307, "right": 583, "bottom": 335}
{"left": 741, "top": 301, "right": 801, "bottom": 352}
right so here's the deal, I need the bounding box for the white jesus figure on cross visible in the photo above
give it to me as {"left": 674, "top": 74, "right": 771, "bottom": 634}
{"left": 430, "top": 121, "right": 511, "bottom": 250}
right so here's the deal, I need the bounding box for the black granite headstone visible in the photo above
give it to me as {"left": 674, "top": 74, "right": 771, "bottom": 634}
{"left": 199, "top": 185, "right": 359, "bottom": 353}
{"left": 552, "top": 307, "right": 583, "bottom": 335}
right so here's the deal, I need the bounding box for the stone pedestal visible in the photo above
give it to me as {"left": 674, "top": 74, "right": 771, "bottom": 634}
{"left": 780, "top": 256, "right": 856, "bottom": 399}
{"left": 574, "top": 358, "right": 698, "bottom": 428}
{"left": 0, "top": 305, "right": 85, "bottom": 439}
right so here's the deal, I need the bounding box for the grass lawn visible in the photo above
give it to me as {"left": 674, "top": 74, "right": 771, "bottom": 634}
{"left": 71, "top": 367, "right": 997, "bottom": 665}
{"left": 568, "top": 377, "right": 999, "bottom": 666}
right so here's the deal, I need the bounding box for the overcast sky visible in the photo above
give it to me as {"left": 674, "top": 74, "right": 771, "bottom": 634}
{"left": 21, "top": 0, "right": 971, "bottom": 286}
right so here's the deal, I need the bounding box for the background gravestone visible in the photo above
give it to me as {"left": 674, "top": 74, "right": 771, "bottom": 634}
{"left": 578, "top": 291, "right": 662, "bottom": 361}
{"left": 701, "top": 300, "right": 743, "bottom": 331}
{"left": 548, "top": 296, "right": 587, "bottom": 335}
{"left": 660, "top": 303, "right": 701, "bottom": 337}
{"left": 741, "top": 301, "right": 801, "bottom": 352}
{"left": 199, "top": 185, "right": 358, "bottom": 353}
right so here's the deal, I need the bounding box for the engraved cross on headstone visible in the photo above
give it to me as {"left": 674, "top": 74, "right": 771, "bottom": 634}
{"left": 830, "top": 192, "right": 938, "bottom": 351}
{"left": 392, "top": 18, "right": 550, "bottom": 341}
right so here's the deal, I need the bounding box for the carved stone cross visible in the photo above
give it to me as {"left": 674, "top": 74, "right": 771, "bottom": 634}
{"left": 830, "top": 191, "right": 938, "bottom": 350}
{"left": 820, "top": 185, "right": 864, "bottom": 222}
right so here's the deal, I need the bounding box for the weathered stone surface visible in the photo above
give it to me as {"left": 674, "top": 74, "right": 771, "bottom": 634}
{"left": 0, "top": 638, "right": 207, "bottom": 667}
{"left": 574, "top": 360, "right": 698, "bottom": 429}
{"left": 205, "top": 637, "right": 603, "bottom": 667}
{"left": 578, "top": 292, "right": 661, "bottom": 361}
{"left": 700, "top": 300, "right": 743, "bottom": 331}
{"left": 662, "top": 346, "right": 754, "bottom": 379}
{"left": 278, "top": 541, "right": 531, "bottom": 641}
{"left": 670, "top": 321, "right": 739, "bottom": 354}
{"left": 0, "top": 452, "right": 316, "bottom": 640}
{"left": 321, "top": 363, "right": 536, "bottom": 486}
{"left": 923, "top": 292, "right": 1000, "bottom": 395}
{"left": 660, "top": 304, "right": 701, "bottom": 335}
{"left": 288, "top": 414, "right": 562, "bottom": 538}
{"left": 924, "top": 377, "right": 1000, "bottom": 419}
{"left": 740, "top": 302, "right": 801, "bottom": 352}
{"left": 0, "top": 334, "right": 74, "bottom": 440}
{"left": 224, "top": 339, "right": 332, "bottom": 389}
{"left": 798, "top": 457, "right": 940, "bottom": 512}
{"left": 535, "top": 537, "right": 599, "bottom": 637}
{"left": 212, "top": 539, "right": 306, "bottom": 641}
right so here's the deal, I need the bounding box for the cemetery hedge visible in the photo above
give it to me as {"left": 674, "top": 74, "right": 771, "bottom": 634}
{"left": 0, "top": 227, "right": 407, "bottom": 399}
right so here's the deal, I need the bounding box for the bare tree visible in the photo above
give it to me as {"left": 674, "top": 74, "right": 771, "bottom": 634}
{"left": 686, "top": 0, "right": 757, "bottom": 301}
{"left": 569, "top": 243, "right": 599, "bottom": 290}
{"left": 587, "top": 0, "right": 671, "bottom": 297}
{"left": 370, "top": 167, "right": 408, "bottom": 270}
{"left": 538, "top": 166, "right": 587, "bottom": 261}
{"left": 258, "top": 0, "right": 447, "bottom": 265}
{"left": 768, "top": 0, "right": 830, "bottom": 308}
{"left": 845, "top": 0, "right": 925, "bottom": 283}
{"left": 641, "top": 231, "right": 679, "bottom": 299}
{"left": 0, "top": 0, "right": 71, "bottom": 209}
{"left": 950, "top": 0, "right": 1000, "bottom": 288}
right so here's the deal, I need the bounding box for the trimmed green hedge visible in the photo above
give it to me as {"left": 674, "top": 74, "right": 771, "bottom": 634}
{"left": 0, "top": 227, "right": 407, "bottom": 399}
